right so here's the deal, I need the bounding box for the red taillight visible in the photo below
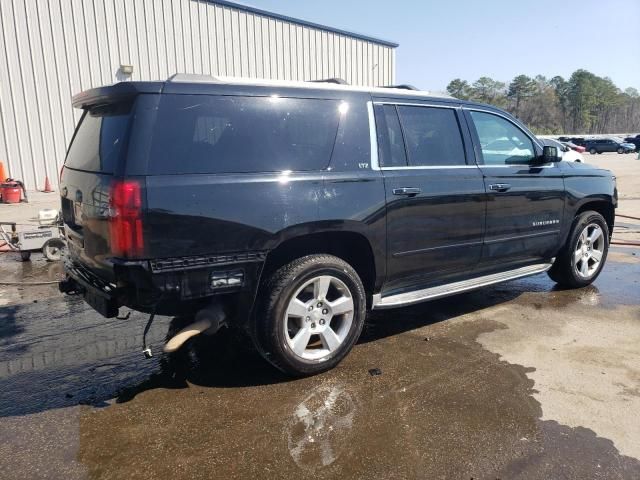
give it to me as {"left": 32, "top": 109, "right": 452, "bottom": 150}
{"left": 110, "top": 180, "right": 143, "bottom": 257}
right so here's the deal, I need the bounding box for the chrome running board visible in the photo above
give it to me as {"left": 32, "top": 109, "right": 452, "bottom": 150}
{"left": 372, "top": 262, "right": 553, "bottom": 309}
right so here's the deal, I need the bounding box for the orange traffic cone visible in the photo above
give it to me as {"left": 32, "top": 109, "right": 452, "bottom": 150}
{"left": 43, "top": 175, "right": 54, "bottom": 193}
{"left": 0, "top": 161, "right": 6, "bottom": 182}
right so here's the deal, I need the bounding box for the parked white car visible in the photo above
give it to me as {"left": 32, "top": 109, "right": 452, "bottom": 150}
{"left": 546, "top": 138, "right": 584, "bottom": 162}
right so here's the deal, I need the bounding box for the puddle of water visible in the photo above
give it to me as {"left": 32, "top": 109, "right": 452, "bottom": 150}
{"left": 68, "top": 318, "right": 640, "bottom": 479}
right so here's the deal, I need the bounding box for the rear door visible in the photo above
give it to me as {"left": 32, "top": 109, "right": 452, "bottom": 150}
{"left": 375, "top": 100, "right": 486, "bottom": 294}
{"left": 464, "top": 108, "right": 565, "bottom": 268}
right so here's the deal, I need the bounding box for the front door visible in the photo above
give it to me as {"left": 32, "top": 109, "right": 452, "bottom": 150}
{"left": 375, "top": 101, "right": 486, "bottom": 294}
{"left": 464, "top": 109, "right": 565, "bottom": 268}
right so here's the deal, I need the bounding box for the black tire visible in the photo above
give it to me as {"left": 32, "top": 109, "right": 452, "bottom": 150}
{"left": 20, "top": 251, "right": 31, "bottom": 262}
{"left": 617, "top": 147, "right": 624, "bottom": 154}
{"left": 252, "top": 254, "right": 366, "bottom": 377}
{"left": 548, "top": 210, "right": 609, "bottom": 288}
{"left": 589, "top": 148, "right": 597, "bottom": 155}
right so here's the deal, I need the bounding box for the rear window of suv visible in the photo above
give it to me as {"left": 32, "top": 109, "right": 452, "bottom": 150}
{"left": 147, "top": 95, "right": 342, "bottom": 174}
{"left": 65, "top": 103, "right": 131, "bottom": 173}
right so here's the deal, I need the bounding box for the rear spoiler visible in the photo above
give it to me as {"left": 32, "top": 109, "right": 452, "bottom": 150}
{"left": 72, "top": 81, "right": 164, "bottom": 109}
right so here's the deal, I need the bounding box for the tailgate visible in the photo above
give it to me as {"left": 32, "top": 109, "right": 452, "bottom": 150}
{"left": 60, "top": 102, "right": 134, "bottom": 282}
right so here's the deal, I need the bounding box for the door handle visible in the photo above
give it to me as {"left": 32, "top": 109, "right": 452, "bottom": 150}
{"left": 489, "top": 183, "right": 512, "bottom": 192}
{"left": 392, "top": 187, "right": 422, "bottom": 196}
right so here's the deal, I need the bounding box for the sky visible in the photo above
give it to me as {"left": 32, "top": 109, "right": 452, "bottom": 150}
{"left": 241, "top": 0, "right": 640, "bottom": 92}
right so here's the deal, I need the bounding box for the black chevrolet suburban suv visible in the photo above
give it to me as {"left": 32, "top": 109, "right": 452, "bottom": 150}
{"left": 59, "top": 74, "right": 617, "bottom": 376}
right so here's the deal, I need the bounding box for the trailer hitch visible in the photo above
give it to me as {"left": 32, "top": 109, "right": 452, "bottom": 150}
{"left": 58, "top": 277, "right": 85, "bottom": 296}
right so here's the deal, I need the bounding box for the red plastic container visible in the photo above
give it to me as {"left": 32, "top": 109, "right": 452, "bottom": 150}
{"left": 1, "top": 182, "right": 21, "bottom": 203}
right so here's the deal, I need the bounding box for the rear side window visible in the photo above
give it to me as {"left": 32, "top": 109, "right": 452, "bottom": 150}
{"left": 65, "top": 104, "right": 131, "bottom": 173}
{"left": 147, "top": 95, "right": 342, "bottom": 174}
{"left": 397, "top": 106, "right": 466, "bottom": 166}
{"left": 375, "top": 104, "right": 408, "bottom": 168}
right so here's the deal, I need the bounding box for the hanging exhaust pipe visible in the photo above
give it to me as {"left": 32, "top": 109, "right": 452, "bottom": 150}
{"left": 163, "top": 304, "right": 226, "bottom": 353}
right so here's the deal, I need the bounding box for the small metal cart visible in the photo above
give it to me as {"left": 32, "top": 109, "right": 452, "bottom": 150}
{"left": 0, "top": 211, "right": 66, "bottom": 261}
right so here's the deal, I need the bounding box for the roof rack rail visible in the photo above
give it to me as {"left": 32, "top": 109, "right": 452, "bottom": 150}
{"left": 167, "top": 73, "right": 220, "bottom": 83}
{"left": 309, "top": 78, "right": 349, "bottom": 85}
{"left": 382, "top": 84, "right": 418, "bottom": 91}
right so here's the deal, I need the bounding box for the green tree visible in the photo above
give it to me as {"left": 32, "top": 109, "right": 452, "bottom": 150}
{"left": 567, "top": 69, "right": 599, "bottom": 132}
{"left": 446, "top": 78, "right": 471, "bottom": 100}
{"left": 521, "top": 80, "right": 562, "bottom": 134}
{"left": 507, "top": 75, "right": 536, "bottom": 116}
{"left": 624, "top": 87, "right": 639, "bottom": 98}
{"left": 470, "top": 77, "right": 506, "bottom": 105}
{"left": 566, "top": 70, "right": 622, "bottom": 133}
{"left": 443, "top": 70, "right": 639, "bottom": 134}
{"left": 550, "top": 76, "right": 571, "bottom": 132}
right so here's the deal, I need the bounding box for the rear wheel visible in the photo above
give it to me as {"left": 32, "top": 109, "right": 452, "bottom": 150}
{"left": 20, "top": 251, "right": 31, "bottom": 262}
{"left": 548, "top": 211, "right": 609, "bottom": 288}
{"left": 252, "top": 254, "right": 366, "bottom": 376}
{"left": 589, "top": 148, "right": 597, "bottom": 155}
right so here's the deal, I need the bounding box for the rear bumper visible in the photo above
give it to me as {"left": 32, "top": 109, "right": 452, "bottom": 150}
{"left": 59, "top": 262, "right": 120, "bottom": 317}
{"left": 60, "top": 253, "right": 265, "bottom": 319}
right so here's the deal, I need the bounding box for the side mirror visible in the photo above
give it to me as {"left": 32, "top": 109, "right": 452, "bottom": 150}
{"left": 537, "top": 145, "right": 561, "bottom": 163}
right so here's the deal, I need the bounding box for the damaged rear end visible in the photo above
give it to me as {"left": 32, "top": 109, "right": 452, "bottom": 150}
{"left": 59, "top": 82, "right": 259, "bottom": 341}
{"left": 58, "top": 82, "right": 155, "bottom": 318}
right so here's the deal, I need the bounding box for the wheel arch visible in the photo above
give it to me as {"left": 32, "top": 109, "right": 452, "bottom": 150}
{"left": 261, "top": 228, "right": 382, "bottom": 303}
{"left": 575, "top": 199, "right": 615, "bottom": 237}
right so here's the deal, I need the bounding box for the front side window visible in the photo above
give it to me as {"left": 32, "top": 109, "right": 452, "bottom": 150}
{"left": 469, "top": 111, "right": 535, "bottom": 165}
{"left": 147, "top": 95, "right": 342, "bottom": 174}
{"left": 397, "top": 106, "right": 466, "bottom": 167}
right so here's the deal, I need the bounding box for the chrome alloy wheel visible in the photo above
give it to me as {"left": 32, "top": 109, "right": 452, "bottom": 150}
{"left": 283, "top": 275, "right": 355, "bottom": 361}
{"left": 574, "top": 223, "right": 604, "bottom": 278}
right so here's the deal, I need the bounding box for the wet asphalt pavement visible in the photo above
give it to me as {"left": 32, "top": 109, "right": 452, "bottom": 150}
{"left": 1, "top": 246, "right": 639, "bottom": 479}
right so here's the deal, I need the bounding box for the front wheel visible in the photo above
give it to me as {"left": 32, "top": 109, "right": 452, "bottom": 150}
{"left": 252, "top": 254, "right": 366, "bottom": 376}
{"left": 617, "top": 147, "right": 624, "bottom": 154}
{"left": 589, "top": 148, "right": 597, "bottom": 155}
{"left": 548, "top": 211, "right": 609, "bottom": 288}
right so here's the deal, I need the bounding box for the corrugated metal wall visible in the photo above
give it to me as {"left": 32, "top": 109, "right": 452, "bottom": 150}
{"left": 0, "top": 0, "right": 396, "bottom": 191}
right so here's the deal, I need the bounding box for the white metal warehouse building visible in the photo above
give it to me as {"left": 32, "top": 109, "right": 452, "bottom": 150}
{"left": 0, "top": 0, "right": 398, "bottom": 191}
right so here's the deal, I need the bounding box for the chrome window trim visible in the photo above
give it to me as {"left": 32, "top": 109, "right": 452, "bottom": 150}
{"left": 373, "top": 101, "right": 462, "bottom": 110}
{"left": 379, "top": 165, "right": 480, "bottom": 171}
{"left": 367, "top": 101, "right": 381, "bottom": 171}
{"left": 372, "top": 100, "right": 471, "bottom": 170}
{"left": 478, "top": 164, "right": 557, "bottom": 169}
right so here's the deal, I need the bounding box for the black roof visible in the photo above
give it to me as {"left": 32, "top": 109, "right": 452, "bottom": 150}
{"left": 72, "top": 74, "right": 507, "bottom": 116}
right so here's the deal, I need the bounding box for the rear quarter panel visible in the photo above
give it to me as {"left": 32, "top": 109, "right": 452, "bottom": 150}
{"left": 143, "top": 172, "right": 324, "bottom": 256}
